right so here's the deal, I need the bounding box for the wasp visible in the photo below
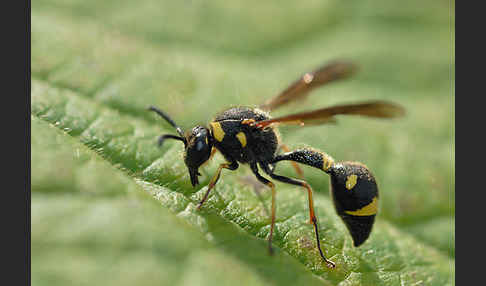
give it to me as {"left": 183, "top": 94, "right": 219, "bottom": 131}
{"left": 149, "top": 61, "right": 405, "bottom": 268}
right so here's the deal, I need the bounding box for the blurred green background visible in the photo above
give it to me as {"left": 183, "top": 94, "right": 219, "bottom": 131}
{"left": 32, "top": 0, "right": 455, "bottom": 285}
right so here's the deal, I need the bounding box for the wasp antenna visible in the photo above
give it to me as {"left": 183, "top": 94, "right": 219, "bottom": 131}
{"left": 148, "top": 106, "right": 185, "bottom": 137}
{"left": 158, "top": 134, "right": 186, "bottom": 148}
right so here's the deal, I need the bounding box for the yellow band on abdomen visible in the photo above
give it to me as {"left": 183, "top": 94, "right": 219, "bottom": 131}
{"left": 345, "top": 197, "right": 378, "bottom": 216}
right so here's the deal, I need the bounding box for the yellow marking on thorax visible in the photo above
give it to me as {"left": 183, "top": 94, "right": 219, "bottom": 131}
{"left": 345, "top": 175, "right": 358, "bottom": 190}
{"left": 345, "top": 197, "right": 378, "bottom": 216}
{"left": 210, "top": 122, "right": 225, "bottom": 142}
{"left": 321, "top": 153, "right": 335, "bottom": 171}
{"left": 236, "top": 132, "right": 247, "bottom": 147}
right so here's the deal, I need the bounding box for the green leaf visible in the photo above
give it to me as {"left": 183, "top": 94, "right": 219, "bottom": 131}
{"left": 32, "top": 117, "right": 326, "bottom": 286}
{"left": 32, "top": 1, "right": 454, "bottom": 285}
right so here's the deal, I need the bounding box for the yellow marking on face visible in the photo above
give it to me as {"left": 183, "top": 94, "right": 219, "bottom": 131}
{"left": 236, "top": 132, "right": 247, "bottom": 147}
{"left": 345, "top": 174, "right": 358, "bottom": 190}
{"left": 345, "top": 197, "right": 378, "bottom": 216}
{"left": 210, "top": 122, "right": 225, "bottom": 142}
{"left": 321, "top": 153, "right": 335, "bottom": 171}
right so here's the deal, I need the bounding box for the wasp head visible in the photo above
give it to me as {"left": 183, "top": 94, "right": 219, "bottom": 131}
{"left": 149, "top": 106, "right": 213, "bottom": 187}
{"left": 184, "top": 126, "right": 213, "bottom": 187}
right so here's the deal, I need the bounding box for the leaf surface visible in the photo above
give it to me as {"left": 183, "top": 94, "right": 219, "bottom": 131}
{"left": 32, "top": 1, "right": 455, "bottom": 285}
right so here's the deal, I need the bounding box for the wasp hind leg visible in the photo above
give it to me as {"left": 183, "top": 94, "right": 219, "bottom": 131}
{"left": 260, "top": 163, "right": 336, "bottom": 269}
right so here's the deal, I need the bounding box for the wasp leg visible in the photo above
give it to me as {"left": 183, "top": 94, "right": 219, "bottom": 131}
{"left": 250, "top": 181, "right": 271, "bottom": 218}
{"left": 249, "top": 162, "right": 277, "bottom": 256}
{"left": 236, "top": 175, "right": 271, "bottom": 217}
{"left": 201, "top": 147, "right": 219, "bottom": 168}
{"left": 209, "top": 147, "right": 218, "bottom": 160}
{"left": 196, "top": 161, "right": 238, "bottom": 210}
{"left": 261, "top": 163, "right": 336, "bottom": 269}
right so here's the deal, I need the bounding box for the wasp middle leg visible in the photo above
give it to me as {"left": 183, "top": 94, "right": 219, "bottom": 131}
{"left": 249, "top": 162, "right": 277, "bottom": 255}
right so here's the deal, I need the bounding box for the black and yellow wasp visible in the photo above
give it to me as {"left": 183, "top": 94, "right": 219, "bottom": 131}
{"left": 149, "top": 61, "right": 405, "bottom": 268}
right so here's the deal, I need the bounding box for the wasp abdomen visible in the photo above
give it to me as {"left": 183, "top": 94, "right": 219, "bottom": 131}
{"left": 328, "top": 162, "right": 378, "bottom": 246}
{"left": 272, "top": 150, "right": 378, "bottom": 247}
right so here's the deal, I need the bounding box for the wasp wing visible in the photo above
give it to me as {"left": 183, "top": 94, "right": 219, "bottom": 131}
{"left": 255, "top": 101, "right": 405, "bottom": 128}
{"left": 259, "top": 61, "right": 357, "bottom": 111}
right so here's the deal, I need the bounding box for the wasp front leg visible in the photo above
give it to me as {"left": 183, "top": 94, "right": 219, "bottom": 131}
{"left": 197, "top": 160, "right": 239, "bottom": 210}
